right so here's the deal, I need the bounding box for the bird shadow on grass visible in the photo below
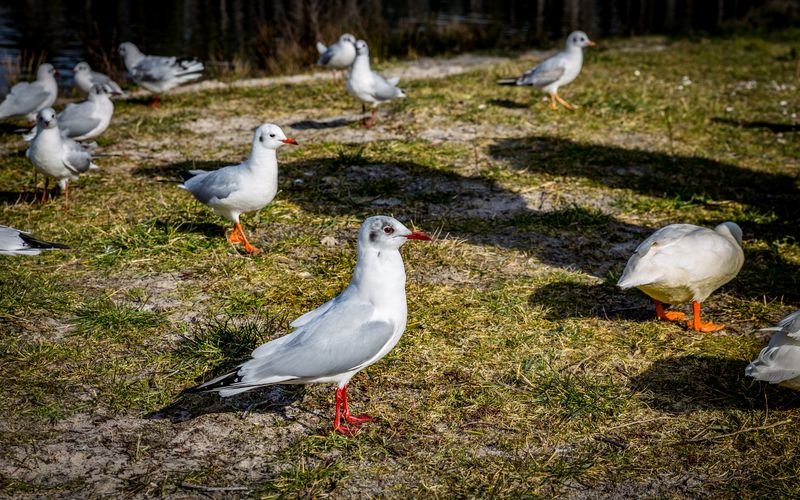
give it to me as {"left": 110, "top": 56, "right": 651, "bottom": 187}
{"left": 487, "top": 98, "right": 529, "bottom": 109}
{"left": 711, "top": 117, "right": 798, "bottom": 134}
{"left": 631, "top": 355, "right": 800, "bottom": 412}
{"left": 528, "top": 281, "right": 653, "bottom": 321}
{"left": 153, "top": 218, "right": 225, "bottom": 238}
{"left": 0, "top": 190, "right": 41, "bottom": 205}
{"left": 0, "top": 122, "right": 28, "bottom": 135}
{"left": 289, "top": 117, "right": 358, "bottom": 130}
{"left": 131, "top": 159, "right": 228, "bottom": 180}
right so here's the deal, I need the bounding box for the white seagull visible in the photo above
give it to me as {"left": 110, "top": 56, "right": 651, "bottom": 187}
{"left": 118, "top": 42, "right": 204, "bottom": 108}
{"left": 346, "top": 39, "right": 406, "bottom": 127}
{"left": 73, "top": 61, "right": 123, "bottom": 96}
{"left": 24, "top": 85, "right": 114, "bottom": 142}
{"left": 0, "top": 63, "right": 58, "bottom": 123}
{"left": 617, "top": 222, "right": 744, "bottom": 332}
{"left": 500, "top": 31, "right": 595, "bottom": 110}
{"left": 746, "top": 310, "right": 800, "bottom": 390}
{"left": 179, "top": 124, "right": 297, "bottom": 254}
{"left": 316, "top": 33, "right": 357, "bottom": 81}
{"left": 0, "top": 225, "right": 69, "bottom": 256}
{"left": 26, "top": 108, "right": 98, "bottom": 208}
{"left": 188, "top": 215, "right": 432, "bottom": 435}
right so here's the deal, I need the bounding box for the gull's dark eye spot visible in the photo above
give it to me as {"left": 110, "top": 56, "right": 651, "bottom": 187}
{"left": 259, "top": 135, "right": 265, "bottom": 143}
{"left": 383, "top": 226, "right": 394, "bottom": 234}
{"left": 269, "top": 133, "right": 276, "bottom": 138}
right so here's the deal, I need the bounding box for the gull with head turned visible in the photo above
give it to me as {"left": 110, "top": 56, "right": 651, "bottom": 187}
{"left": 346, "top": 39, "right": 406, "bottom": 128}
{"left": 316, "top": 33, "right": 357, "bottom": 82}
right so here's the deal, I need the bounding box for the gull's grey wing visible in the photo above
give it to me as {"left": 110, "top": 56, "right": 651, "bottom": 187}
{"left": 316, "top": 42, "right": 328, "bottom": 55}
{"left": 290, "top": 296, "right": 337, "bottom": 328}
{"left": 236, "top": 300, "right": 394, "bottom": 385}
{"left": 777, "top": 310, "right": 800, "bottom": 339}
{"left": 133, "top": 55, "right": 178, "bottom": 81}
{"left": 181, "top": 167, "right": 240, "bottom": 204}
{"left": 517, "top": 55, "right": 567, "bottom": 87}
{"left": 90, "top": 72, "right": 123, "bottom": 94}
{"left": 57, "top": 103, "right": 101, "bottom": 138}
{"left": 62, "top": 140, "right": 94, "bottom": 174}
{"left": 317, "top": 45, "right": 337, "bottom": 65}
{"left": 0, "top": 82, "right": 49, "bottom": 116}
{"left": 371, "top": 73, "right": 403, "bottom": 101}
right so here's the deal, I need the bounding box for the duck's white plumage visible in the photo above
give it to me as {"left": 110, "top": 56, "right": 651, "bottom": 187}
{"left": 746, "top": 310, "right": 800, "bottom": 390}
{"left": 617, "top": 222, "right": 744, "bottom": 304}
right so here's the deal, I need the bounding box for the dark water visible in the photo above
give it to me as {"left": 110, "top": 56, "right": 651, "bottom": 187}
{"left": 0, "top": 0, "right": 795, "bottom": 89}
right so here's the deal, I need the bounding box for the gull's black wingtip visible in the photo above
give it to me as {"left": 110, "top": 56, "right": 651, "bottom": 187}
{"left": 496, "top": 79, "right": 519, "bottom": 86}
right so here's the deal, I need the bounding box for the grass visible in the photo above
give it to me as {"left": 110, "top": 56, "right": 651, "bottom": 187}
{"left": 0, "top": 30, "right": 799, "bottom": 496}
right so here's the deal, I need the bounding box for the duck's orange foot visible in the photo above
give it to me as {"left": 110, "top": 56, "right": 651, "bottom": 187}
{"left": 661, "top": 311, "right": 686, "bottom": 322}
{"left": 688, "top": 321, "right": 725, "bottom": 333}
{"left": 344, "top": 413, "right": 373, "bottom": 426}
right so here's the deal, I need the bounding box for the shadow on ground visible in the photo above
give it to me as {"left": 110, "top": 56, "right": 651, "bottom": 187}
{"left": 528, "top": 281, "right": 653, "bottom": 321}
{"left": 711, "top": 117, "right": 798, "bottom": 134}
{"left": 289, "top": 117, "right": 358, "bottom": 130}
{"left": 487, "top": 98, "right": 529, "bottom": 109}
{"left": 631, "top": 355, "right": 800, "bottom": 412}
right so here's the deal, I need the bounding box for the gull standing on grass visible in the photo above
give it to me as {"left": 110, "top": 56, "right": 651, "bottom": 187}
{"left": 118, "top": 42, "right": 204, "bottom": 109}
{"left": 27, "top": 108, "right": 97, "bottom": 208}
{"left": 188, "top": 216, "right": 432, "bottom": 435}
{"left": 617, "top": 222, "right": 744, "bottom": 332}
{"left": 316, "top": 33, "right": 357, "bottom": 82}
{"left": 499, "top": 31, "right": 595, "bottom": 110}
{"left": 0, "top": 63, "right": 58, "bottom": 123}
{"left": 24, "top": 85, "right": 114, "bottom": 142}
{"left": 347, "top": 39, "right": 406, "bottom": 128}
{"left": 0, "top": 225, "right": 69, "bottom": 256}
{"left": 179, "top": 124, "right": 297, "bottom": 255}
{"left": 73, "top": 62, "right": 124, "bottom": 96}
{"left": 746, "top": 310, "right": 800, "bottom": 390}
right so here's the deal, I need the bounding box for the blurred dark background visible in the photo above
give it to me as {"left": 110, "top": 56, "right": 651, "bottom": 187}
{"left": 1, "top": 0, "right": 798, "bottom": 88}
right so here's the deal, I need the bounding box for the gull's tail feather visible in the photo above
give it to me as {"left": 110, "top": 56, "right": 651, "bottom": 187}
{"left": 19, "top": 233, "right": 70, "bottom": 250}
{"left": 497, "top": 78, "right": 519, "bottom": 86}
{"left": 316, "top": 42, "right": 327, "bottom": 55}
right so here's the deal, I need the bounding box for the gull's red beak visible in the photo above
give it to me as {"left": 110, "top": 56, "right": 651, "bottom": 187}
{"left": 405, "top": 231, "right": 432, "bottom": 241}
{"left": 282, "top": 138, "right": 298, "bottom": 145}
{"left": 586, "top": 41, "right": 597, "bottom": 47}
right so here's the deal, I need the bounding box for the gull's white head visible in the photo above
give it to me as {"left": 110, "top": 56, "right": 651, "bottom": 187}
{"left": 118, "top": 42, "right": 139, "bottom": 57}
{"left": 566, "top": 31, "right": 595, "bottom": 49}
{"left": 74, "top": 62, "right": 91, "bottom": 74}
{"left": 340, "top": 33, "right": 357, "bottom": 45}
{"left": 254, "top": 123, "right": 298, "bottom": 150}
{"left": 36, "top": 108, "right": 58, "bottom": 130}
{"left": 354, "top": 40, "right": 369, "bottom": 56}
{"left": 716, "top": 221, "right": 743, "bottom": 247}
{"left": 37, "top": 63, "right": 57, "bottom": 80}
{"left": 359, "top": 216, "right": 431, "bottom": 251}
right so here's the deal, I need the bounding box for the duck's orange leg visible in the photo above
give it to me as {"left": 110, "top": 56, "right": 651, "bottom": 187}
{"left": 654, "top": 300, "right": 686, "bottom": 322}
{"left": 687, "top": 301, "right": 725, "bottom": 332}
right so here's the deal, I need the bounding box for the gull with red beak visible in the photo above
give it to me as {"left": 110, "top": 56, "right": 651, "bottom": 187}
{"left": 179, "top": 123, "right": 297, "bottom": 254}
{"left": 188, "top": 216, "right": 432, "bottom": 435}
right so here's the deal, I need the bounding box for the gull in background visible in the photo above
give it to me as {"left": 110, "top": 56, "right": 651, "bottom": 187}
{"left": 179, "top": 124, "right": 297, "bottom": 254}
{"left": 499, "top": 31, "right": 595, "bottom": 110}
{"left": 188, "top": 216, "right": 432, "bottom": 435}
{"left": 24, "top": 85, "right": 114, "bottom": 142}
{"left": 118, "top": 42, "right": 204, "bottom": 109}
{"left": 746, "top": 310, "right": 800, "bottom": 391}
{"left": 27, "top": 108, "right": 98, "bottom": 208}
{"left": 73, "top": 62, "right": 124, "bottom": 96}
{"left": 617, "top": 222, "right": 744, "bottom": 332}
{"left": 316, "top": 33, "right": 357, "bottom": 82}
{"left": 0, "top": 225, "right": 69, "bottom": 256}
{"left": 347, "top": 39, "right": 406, "bottom": 128}
{"left": 0, "top": 63, "right": 58, "bottom": 123}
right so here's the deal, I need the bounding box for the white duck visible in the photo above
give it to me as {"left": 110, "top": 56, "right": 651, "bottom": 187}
{"left": 73, "top": 62, "right": 123, "bottom": 96}
{"left": 26, "top": 108, "right": 97, "bottom": 208}
{"left": 746, "top": 310, "right": 800, "bottom": 390}
{"left": 316, "top": 33, "right": 357, "bottom": 81}
{"left": 501, "top": 30, "right": 595, "bottom": 110}
{"left": 346, "top": 39, "right": 405, "bottom": 127}
{"left": 0, "top": 63, "right": 58, "bottom": 122}
{"left": 0, "top": 225, "right": 69, "bottom": 256}
{"left": 617, "top": 222, "right": 744, "bottom": 332}
{"left": 179, "top": 124, "right": 297, "bottom": 254}
{"left": 188, "top": 216, "right": 431, "bottom": 435}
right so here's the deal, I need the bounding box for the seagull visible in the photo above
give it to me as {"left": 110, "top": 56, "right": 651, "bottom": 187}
{"left": 0, "top": 63, "right": 58, "bottom": 123}
{"left": 179, "top": 124, "right": 297, "bottom": 254}
{"left": 118, "top": 42, "right": 204, "bottom": 108}
{"left": 346, "top": 39, "right": 406, "bottom": 128}
{"left": 187, "top": 216, "right": 432, "bottom": 435}
{"left": 73, "top": 61, "right": 123, "bottom": 96}
{"left": 26, "top": 108, "right": 97, "bottom": 208}
{"left": 617, "top": 222, "right": 744, "bottom": 332}
{"left": 24, "top": 85, "right": 114, "bottom": 142}
{"left": 316, "top": 33, "right": 357, "bottom": 82}
{"left": 746, "top": 310, "right": 800, "bottom": 390}
{"left": 499, "top": 31, "right": 595, "bottom": 110}
{"left": 0, "top": 225, "right": 69, "bottom": 256}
